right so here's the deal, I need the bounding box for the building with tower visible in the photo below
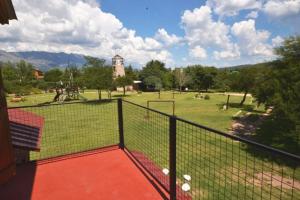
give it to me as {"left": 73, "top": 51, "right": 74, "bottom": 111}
{"left": 112, "top": 55, "right": 125, "bottom": 78}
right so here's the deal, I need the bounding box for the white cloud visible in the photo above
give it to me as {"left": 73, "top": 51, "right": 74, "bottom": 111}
{"left": 155, "top": 28, "right": 182, "bottom": 46}
{"left": 231, "top": 19, "right": 273, "bottom": 56}
{"left": 189, "top": 46, "right": 207, "bottom": 59}
{"left": 181, "top": 6, "right": 232, "bottom": 49}
{"left": 246, "top": 11, "right": 258, "bottom": 19}
{"left": 272, "top": 36, "right": 284, "bottom": 47}
{"left": 0, "top": 0, "right": 173, "bottom": 66}
{"left": 181, "top": 5, "right": 240, "bottom": 60}
{"left": 206, "top": 0, "right": 261, "bottom": 16}
{"left": 263, "top": 0, "right": 300, "bottom": 18}
{"left": 213, "top": 44, "right": 240, "bottom": 60}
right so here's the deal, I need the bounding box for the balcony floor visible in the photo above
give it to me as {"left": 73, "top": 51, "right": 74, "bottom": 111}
{"left": 0, "top": 147, "right": 165, "bottom": 200}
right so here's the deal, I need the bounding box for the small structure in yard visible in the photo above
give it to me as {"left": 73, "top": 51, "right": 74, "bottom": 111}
{"left": 8, "top": 109, "right": 44, "bottom": 164}
{"left": 10, "top": 95, "right": 25, "bottom": 103}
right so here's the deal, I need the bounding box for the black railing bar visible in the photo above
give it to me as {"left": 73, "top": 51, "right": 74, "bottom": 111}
{"left": 176, "top": 116, "right": 300, "bottom": 161}
{"left": 147, "top": 100, "right": 175, "bottom": 102}
{"left": 8, "top": 98, "right": 117, "bottom": 109}
{"left": 122, "top": 99, "right": 172, "bottom": 117}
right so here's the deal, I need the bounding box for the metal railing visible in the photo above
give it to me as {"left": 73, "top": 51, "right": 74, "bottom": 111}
{"left": 8, "top": 98, "right": 300, "bottom": 199}
{"left": 8, "top": 99, "right": 119, "bottom": 161}
{"left": 121, "top": 99, "right": 300, "bottom": 200}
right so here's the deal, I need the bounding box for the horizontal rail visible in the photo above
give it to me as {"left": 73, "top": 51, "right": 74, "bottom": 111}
{"left": 122, "top": 99, "right": 173, "bottom": 117}
{"left": 175, "top": 116, "right": 300, "bottom": 161}
{"left": 8, "top": 98, "right": 117, "bottom": 109}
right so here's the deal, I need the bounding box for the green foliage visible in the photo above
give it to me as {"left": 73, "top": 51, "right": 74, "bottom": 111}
{"left": 16, "top": 60, "right": 35, "bottom": 84}
{"left": 143, "top": 75, "right": 162, "bottom": 90}
{"left": 185, "top": 65, "right": 217, "bottom": 91}
{"left": 139, "top": 60, "right": 170, "bottom": 89}
{"left": 204, "top": 94, "right": 210, "bottom": 100}
{"left": 83, "top": 56, "right": 105, "bottom": 67}
{"left": 2, "top": 62, "right": 18, "bottom": 81}
{"left": 44, "top": 68, "right": 63, "bottom": 82}
{"left": 115, "top": 75, "right": 133, "bottom": 95}
{"left": 173, "top": 68, "right": 189, "bottom": 92}
{"left": 252, "top": 36, "right": 300, "bottom": 153}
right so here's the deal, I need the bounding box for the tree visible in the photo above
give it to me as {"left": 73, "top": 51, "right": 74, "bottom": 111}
{"left": 229, "top": 67, "right": 257, "bottom": 106}
{"left": 44, "top": 69, "right": 63, "bottom": 83}
{"left": 82, "top": 56, "right": 113, "bottom": 99}
{"left": 174, "top": 68, "right": 189, "bottom": 93}
{"left": 251, "top": 36, "right": 300, "bottom": 153}
{"left": 115, "top": 75, "right": 133, "bottom": 96}
{"left": 144, "top": 76, "right": 162, "bottom": 90}
{"left": 185, "top": 66, "right": 205, "bottom": 92}
{"left": 15, "top": 60, "right": 34, "bottom": 84}
{"left": 83, "top": 56, "right": 105, "bottom": 68}
{"left": 1, "top": 62, "right": 17, "bottom": 81}
{"left": 140, "top": 60, "right": 170, "bottom": 89}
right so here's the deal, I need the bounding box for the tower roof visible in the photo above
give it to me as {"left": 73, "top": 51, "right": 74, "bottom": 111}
{"left": 113, "top": 54, "right": 123, "bottom": 59}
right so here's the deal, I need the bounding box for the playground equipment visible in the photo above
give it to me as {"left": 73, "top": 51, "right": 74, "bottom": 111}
{"left": 53, "top": 72, "right": 86, "bottom": 103}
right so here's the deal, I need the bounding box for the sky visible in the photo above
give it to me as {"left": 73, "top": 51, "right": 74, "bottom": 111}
{"left": 0, "top": 0, "right": 300, "bottom": 68}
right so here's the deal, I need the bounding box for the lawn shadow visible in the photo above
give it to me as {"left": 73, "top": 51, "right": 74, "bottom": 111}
{"left": 239, "top": 115, "right": 300, "bottom": 168}
{"left": 112, "top": 94, "right": 130, "bottom": 98}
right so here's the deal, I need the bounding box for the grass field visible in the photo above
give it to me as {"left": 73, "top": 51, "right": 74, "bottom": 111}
{"left": 7, "top": 90, "right": 263, "bottom": 132}
{"left": 7, "top": 91, "right": 300, "bottom": 199}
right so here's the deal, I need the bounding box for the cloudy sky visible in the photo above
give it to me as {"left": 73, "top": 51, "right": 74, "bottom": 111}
{"left": 1, "top": 0, "right": 300, "bottom": 68}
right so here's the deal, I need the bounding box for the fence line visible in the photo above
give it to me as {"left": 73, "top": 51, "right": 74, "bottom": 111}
{"left": 8, "top": 98, "right": 300, "bottom": 199}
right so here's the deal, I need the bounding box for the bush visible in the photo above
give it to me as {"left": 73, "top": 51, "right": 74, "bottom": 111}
{"left": 204, "top": 94, "right": 210, "bottom": 100}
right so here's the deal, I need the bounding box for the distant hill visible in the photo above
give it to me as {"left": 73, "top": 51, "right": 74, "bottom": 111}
{"left": 0, "top": 50, "right": 87, "bottom": 71}
{"left": 222, "top": 62, "right": 273, "bottom": 70}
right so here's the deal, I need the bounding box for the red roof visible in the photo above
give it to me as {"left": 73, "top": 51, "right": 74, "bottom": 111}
{"left": 8, "top": 109, "right": 44, "bottom": 151}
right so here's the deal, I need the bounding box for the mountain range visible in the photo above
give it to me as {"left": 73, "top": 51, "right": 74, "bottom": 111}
{"left": 0, "top": 50, "right": 87, "bottom": 71}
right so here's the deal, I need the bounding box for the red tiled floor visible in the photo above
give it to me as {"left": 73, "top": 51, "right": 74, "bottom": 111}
{"left": 0, "top": 149, "right": 164, "bottom": 200}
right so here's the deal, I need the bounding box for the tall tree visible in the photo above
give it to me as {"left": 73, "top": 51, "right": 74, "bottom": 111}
{"left": 83, "top": 56, "right": 113, "bottom": 99}
{"left": 44, "top": 68, "right": 63, "bottom": 83}
{"left": 115, "top": 75, "right": 133, "bottom": 96}
{"left": 229, "top": 67, "right": 257, "bottom": 106}
{"left": 252, "top": 36, "right": 300, "bottom": 153}
{"left": 15, "top": 60, "right": 34, "bottom": 84}
{"left": 174, "top": 68, "right": 189, "bottom": 93}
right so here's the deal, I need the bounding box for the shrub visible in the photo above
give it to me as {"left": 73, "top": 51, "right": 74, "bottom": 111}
{"left": 204, "top": 94, "right": 210, "bottom": 100}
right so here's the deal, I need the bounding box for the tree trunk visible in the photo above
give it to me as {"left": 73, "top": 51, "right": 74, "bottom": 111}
{"left": 179, "top": 85, "right": 182, "bottom": 94}
{"left": 158, "top": 90, "right": 161, "bottom": 99}
{"left": 98, "top": 89, "right": 102, "bottom": 100}
{"left": 240, "top": 91, "right": 248, "bottom": 106}
{"left": 123, "top": 86, "right": 126, "bottom": 96}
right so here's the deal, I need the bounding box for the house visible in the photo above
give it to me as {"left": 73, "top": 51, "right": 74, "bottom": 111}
{"left": 33, "top": 69, "right": 44, "bottom": 80}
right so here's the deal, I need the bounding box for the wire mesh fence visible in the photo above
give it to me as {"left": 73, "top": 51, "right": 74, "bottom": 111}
{"left": 176, "top": 118, "right": 300, "bottom": 200}
{"left": 7, "top": 98, "right": 300, "bottom": 200}
{"left": 8, "top": 100, "right": 119, "bottom": 161}
{"left": 122, "top": 100, "right": 300, "bottom": 200}
{"left": 122, "top": 100, "right": 170, "bottom": 192}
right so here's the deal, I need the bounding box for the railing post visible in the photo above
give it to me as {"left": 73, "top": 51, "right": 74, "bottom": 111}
{"left": 117, "top": 98, "right": 124, "bottom": 149}
{"left": 169, "top": 115, "right": 177, "bottom": 200}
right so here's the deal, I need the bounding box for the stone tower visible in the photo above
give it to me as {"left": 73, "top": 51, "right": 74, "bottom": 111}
{"left": 112, "top": 55, "right": 125, "bottom": 79}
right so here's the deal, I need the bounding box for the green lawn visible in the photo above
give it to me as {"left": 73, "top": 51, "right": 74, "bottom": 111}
{"left": 7, "top": 91, "right": 299, "bottom": 199}
{"left": 7, "top": 90, "right": 263, "bottom": 132}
